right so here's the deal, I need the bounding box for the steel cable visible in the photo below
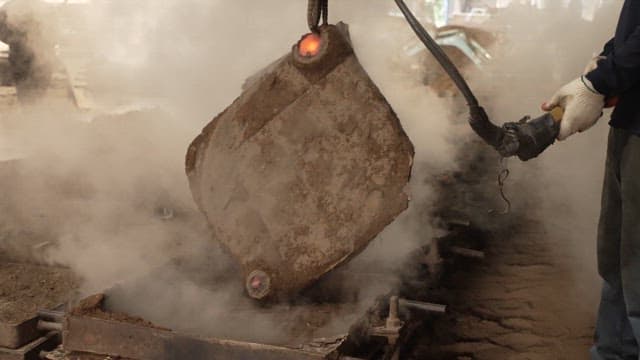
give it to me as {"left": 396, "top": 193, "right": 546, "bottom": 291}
{"left": 308, "top": 0, "right": 328, "bottom": 32}
{"left": 393, "top": 0, "right": 479, "bottom": 108}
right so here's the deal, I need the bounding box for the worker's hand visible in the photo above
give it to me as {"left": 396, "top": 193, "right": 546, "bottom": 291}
{"left": 583, "top": 55, "right": 606, "bottom": 75}
{"left": 542, "top": 76, "right": 605, "bottom": 141}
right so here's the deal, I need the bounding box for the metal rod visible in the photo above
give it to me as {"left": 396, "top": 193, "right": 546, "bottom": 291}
{"left": 38, "top": 309, "right": 65, "bottom": 322}
{"left": 308, "top": 0, "right": 320, "bottom": 31}
{"left": 386, "top": 296, "right": 402, "bottom": 330}
{"left": 389, "top": 296, "right": 399, "bottom": 320}
{"left": 446, "top": 218, "right": 471, "bottom": 227}
{"left": 450, "top": 246, "right": 485, "bottom": 260}
{"left": 399, "top": 299, "right": 447, "bottom": 314}
{"left": 321, "top": 0, "right": 328, "bottom": 25}
{"left": 307, "top": 0, "right": 328, "bottom": 32}
{"left": 37, "top": 320, "right": 63, "bottom": 332}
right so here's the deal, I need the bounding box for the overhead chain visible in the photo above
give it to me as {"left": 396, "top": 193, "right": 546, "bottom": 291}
{"left": 307, "top": 0, "right": 329, "bottom": 32}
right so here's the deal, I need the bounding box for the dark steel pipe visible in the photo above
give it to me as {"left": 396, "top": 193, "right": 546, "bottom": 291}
{"left": 393, "top": 0, "right": 504, "bottom": 148}
{"left": 450, "top": 246, "right": 486, "bottom": 260}
{"left": 37, "top": 320, "right": 63, "bottom": 332}
{"left": 399, "top": 299, "right": 447, "bottom": 314}
{"left": 38, "top": 309, "right": 65, "bottom": 323}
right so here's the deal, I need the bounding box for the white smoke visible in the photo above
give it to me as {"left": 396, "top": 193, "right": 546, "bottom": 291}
{"left": 0, "top": 0, "right": 621, "bottom": 346}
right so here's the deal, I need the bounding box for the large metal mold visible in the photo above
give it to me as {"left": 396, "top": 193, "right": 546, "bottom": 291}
{"left": 186, "top": 23, "right": 414, "bottom": 299}
{"left": 62, "top": 295, "right": 337, "bottom": 360}
{"left": 0, "top": 332, "right": 58, "bottom": 360}
{"left": 0, "top": 317, "right": 40, "bottom": 350}
{"left": 64, "top": 316, "right": 328, "bottom": 360}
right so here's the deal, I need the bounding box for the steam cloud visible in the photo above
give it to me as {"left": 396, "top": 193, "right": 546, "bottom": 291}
{"left": 0, "top": 0, "right": 622, "bottom": 345}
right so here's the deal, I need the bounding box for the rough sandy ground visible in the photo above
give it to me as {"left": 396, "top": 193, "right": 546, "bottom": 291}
{"left": 427, "top": 220, "right": 596, "bottom": 359}
{"left": 0, "top": 259, "right": 79, "bottom": 324}
{"left": 408, "top": 137, "right": 597, "bottom": 359}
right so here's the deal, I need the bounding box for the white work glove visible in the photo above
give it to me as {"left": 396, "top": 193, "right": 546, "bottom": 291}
{"left": 583, "top": 55, "right": 606, "bottom": 75}
{"left": 542, "top": 76, "right": 605, "bottom": 141}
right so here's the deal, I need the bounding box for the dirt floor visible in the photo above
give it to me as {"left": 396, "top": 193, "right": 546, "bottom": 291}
{"left": 0, "top": 259, "right": 79, "bottom": 324}
{"left": 418, "top": 220, "right": 596, "bottom": 360}
{"left": 406, "top": 136, "right": 598, "bottom": 359}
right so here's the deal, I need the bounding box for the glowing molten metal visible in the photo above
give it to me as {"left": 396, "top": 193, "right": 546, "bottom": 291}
{"left": 250, "top": 276, "right": 262, "bottom": 289}
{"left": 298, "top": 33, "right": 322, "bottom": 57}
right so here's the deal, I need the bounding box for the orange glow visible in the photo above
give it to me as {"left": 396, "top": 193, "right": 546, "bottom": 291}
{"left": 298, "top": 33, "right": 322, "bottom": 57}
{"left": 251, "top": 276, "right": 262, "bottom": 289}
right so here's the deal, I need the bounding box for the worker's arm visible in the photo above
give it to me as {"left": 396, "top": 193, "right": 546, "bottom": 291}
{"left": 543, "top": 37, "right": 624, "bottom": 140}
{"left": 600, "top": 37, "right": 615, "bottom": 57}
{"left": 582, "top": 39, "right": 614, "bottom": 75}
{"left": 586, "top": 30, "right": 640, "bottom": 96}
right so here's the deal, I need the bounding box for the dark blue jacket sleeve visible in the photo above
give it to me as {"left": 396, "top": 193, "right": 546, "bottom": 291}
{"left": 586, "top": 30, "right": 640, "bottom": 96}
{"left": 600, "top": 38, "right": 615, "bottom": 56}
